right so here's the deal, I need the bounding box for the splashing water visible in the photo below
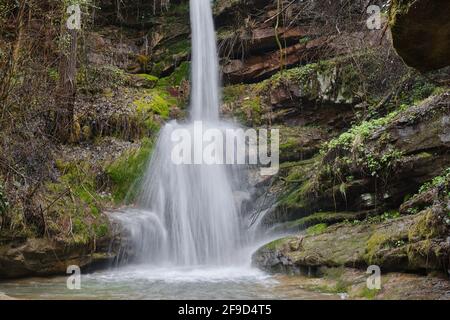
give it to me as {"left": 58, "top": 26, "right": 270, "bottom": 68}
{"left": 115, "top": 0, "right": 249, "bottom": 266}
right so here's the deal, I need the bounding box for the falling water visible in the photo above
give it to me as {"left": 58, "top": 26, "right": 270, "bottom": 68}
{"left": 115, "top": 0, "right": 246, "bottom": 266}
{"left": 189, "top": 0, "right": 221, "bottom": 121}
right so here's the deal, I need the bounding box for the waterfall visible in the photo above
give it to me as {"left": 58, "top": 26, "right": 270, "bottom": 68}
{"left": 116, "top": 0, "right": 246, "bottom": 266}
{"left": 189, "top": 0, "right": 220, "bottom": 121}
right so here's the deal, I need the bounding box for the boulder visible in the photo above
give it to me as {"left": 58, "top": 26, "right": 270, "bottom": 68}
{"left": 390, "top": 0, "right": 450, "bottom": 71}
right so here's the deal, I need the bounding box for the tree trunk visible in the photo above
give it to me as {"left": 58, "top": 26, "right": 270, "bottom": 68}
{"left": 54, "top": 25, "right": 78, "bottom": 143}
{"left": 0, "top": 0, "right": 26, "bottom": 112}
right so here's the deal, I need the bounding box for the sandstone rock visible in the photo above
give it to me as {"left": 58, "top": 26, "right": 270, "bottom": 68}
{"left": 222, "top": 38, "right": 329, "bottom": 83}
{"left": 0, "top": 233, "right": 119, "bottom": 279}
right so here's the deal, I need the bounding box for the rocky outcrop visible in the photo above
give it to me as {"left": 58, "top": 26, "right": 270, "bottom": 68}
{"left": 214, "top": 0, "right": 389, "bottom": 84}
{"left": 253, "top": 208, "right": 450, "bottom": 274}
{"left": 253, "top": 149, "right": 450, "bottom": 275}
{"left": 0, "top": 233, "right": 120, "bottom": 279}
{"left": 262, "top": 91, "right": 450, "bottom": 227}
{"left": 390, "top": 0, "right": 450, "bottom": 72}
{"left": 222, "top": 37, "right": 329, "bottom": 84}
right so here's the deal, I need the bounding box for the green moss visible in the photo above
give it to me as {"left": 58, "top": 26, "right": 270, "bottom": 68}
{"left": 264, "top": 237, "right": 288, "bottom": 250}
{"left": 54, "top": 160, "right": 104, "bottom": 217}
{"left": 366, "top": 210, "right": 400, "bottom": 224}
{"left": 237, "top": 95, "right": 263, "bottom": 125}
{"left": 134, "top": 90, "right": 171, "bottom": 119}
{"left": 280, "top": 138, "right": 299, "bottom": 154}
{"left": 151, "top": 39, "right": 190, "bottom": 77}
{"left": 157, "top": 61, "right": 190, "bottom": 88}
{"left": 133, "top": 86, "right": 180, "bottom": 132}
{"left": 137, "top": 74, "right": 159, "bottom": 82}
{"left": 306, "top": 223, "right": 328, "bottom": 235}
{"left": 325, "top": 108, "right": 404, "bottom": 151}
{"left": 48, "top": 68, "right": 59, "bottom": 81}
{"left": 284, "top": 212, "right": 362, "bottom": 231}
{"left": 106, "top": 138, "right": 154, "bottom": 204}
{"left": 136, "top": 73, "right": 159, "bottom": 88}
{"left": 261, "top": 57, "right": 360, "bottom": 103}
{"left": 359, "top": 287, "right": 380, "bottom": 300}
{"left": 46, "top": 159, "right": 112, "bottom": 244}
{"left": 408, "top": 210, "right": 444, "bottom": 242}
{"left": 365, "top": 232, "right": 390, "bottom": 264}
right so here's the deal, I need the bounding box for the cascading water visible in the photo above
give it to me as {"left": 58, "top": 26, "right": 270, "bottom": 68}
{"left": 116, "top": 0, "right": 247, "bottom": 266}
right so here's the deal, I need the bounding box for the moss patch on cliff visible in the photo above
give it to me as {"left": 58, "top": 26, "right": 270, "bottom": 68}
{"left": 106, "top": 138, "right": 154, "bottom": 204}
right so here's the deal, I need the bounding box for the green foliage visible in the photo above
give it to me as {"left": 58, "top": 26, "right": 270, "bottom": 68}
{"left": 397, "top": 79, "right": 437, "bottom": 106}
{"left": 157, "top": 61, "right": 190, "bottom": 87}
{"left": 359, "top": 287, "right": 380, "bottom": 300}
{"left": 321, "top": 106, "right": 406, "bottom": 179}
{"left": 418, "top": 167, "right": 450, "bottom": 194}
{"left": 325, "top": 108, "right": 405, "bottom": 152}
{"left": 53, "top": 160, "right": 105, "bottom": 218}
{"left": 367, "top": 210, "right": 401, "bottom": 224}
{"left": 77, "top": 65, "right": 128, "bottom": 94}
{"left": 106, "top": 138, "right": 153, "bottom": 204}
{"left": 48, "top": 68, "right": 59, "bottom": 81}
{"left": 133, "top": 88, "right": 178, "bottom": 132}
{"left": 94, "top": 223, "right": 109, "bottom": 238}
{"left": 47, "top": 160, "right": 111, "bottom": 244}
{"left": 222, "top": 84, "right": 247, "bottom": 104}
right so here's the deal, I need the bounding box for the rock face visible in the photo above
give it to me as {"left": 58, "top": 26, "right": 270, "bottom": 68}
{"left": 214, "top": 0, "right": 387, "bottom": 84}
{"left": 390, "top": 0, "right": 450, "bottom": 71}
{"left": 262, "top": 92, "right": 450, "bottom": 226}
{"left": 0, "top": 235, "right": 119, "bottom": 279}
{"left": 253, "top": 208, "right": 450, "bottom": 274}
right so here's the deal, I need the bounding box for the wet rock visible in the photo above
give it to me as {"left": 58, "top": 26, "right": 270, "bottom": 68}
{"left": 253, "top": 208, "right": 449, "bottom": 274}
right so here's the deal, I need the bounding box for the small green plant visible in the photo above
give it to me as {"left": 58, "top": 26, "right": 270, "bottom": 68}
{"left": 367, "top": 210, "right": 400, "bottom": 224}
{"left": 418, "top": 167, "right": 450, "bottom": 194}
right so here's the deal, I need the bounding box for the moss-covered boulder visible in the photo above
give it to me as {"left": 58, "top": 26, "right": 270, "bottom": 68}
{"left": 390, "top": 0, "right": 450, "bottom": 71}
{"left": 253, "top": 207, "right": 449, "bottom": 274}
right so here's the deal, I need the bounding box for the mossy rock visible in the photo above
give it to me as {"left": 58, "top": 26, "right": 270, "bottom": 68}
{"left": 253, "top": 210, "right": 448, "bottom": 273}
